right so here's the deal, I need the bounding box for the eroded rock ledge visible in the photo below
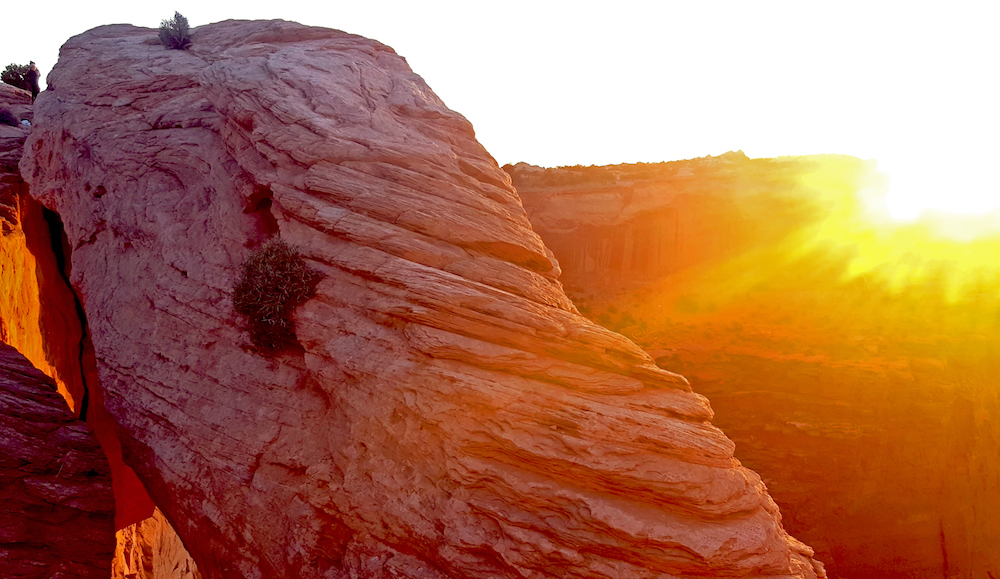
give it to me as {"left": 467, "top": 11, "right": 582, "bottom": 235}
{"left": 23, "top": 20, "right": 824, "bottom": 579}
{"left": 0, "top": 341, "right": 115, "bottom": 578}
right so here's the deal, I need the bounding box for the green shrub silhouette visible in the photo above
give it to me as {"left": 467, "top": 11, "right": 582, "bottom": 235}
{"left": 232, "top": 239, "right": 322, "bottom": 352}
{"left": 158, "top": 12, "right": 192, "bottom": 50}
{"left": 2, "top": 63, "right": 29, "bottom": 91}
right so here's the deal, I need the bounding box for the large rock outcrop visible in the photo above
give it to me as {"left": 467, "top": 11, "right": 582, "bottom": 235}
{"left": 0, "top": 341, "right": 115, "bottom": 578}
{"left": 22, "top": 21, "right": 825, "bottom": 579}
{"left": 1, "top": 74, "right": 156, "bottom": 534}
{"left": 509, "top": 158, "right": 1000, "bottom": 579}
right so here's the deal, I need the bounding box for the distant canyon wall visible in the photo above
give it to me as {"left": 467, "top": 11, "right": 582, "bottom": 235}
{"left": 113, "top": 508, "right": 202, "bottom": 579}
{"left": 508, "top": 153, "right": 821, "bottom": 287}
{"left": 511, "top": 156, "right": 1000, "bottom": 579}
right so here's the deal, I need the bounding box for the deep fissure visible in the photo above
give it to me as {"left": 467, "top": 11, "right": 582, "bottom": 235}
{"left": 40, "top": 206, "right": 92, "bottom": 420}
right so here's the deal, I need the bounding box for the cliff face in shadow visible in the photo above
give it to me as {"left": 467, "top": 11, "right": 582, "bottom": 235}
{"left": 0, "top": 341, "right": 115, "bottom": 578}
{"left": 510, "top": 156, "right": 1000, "bottom": 579}
{"left": 20, "top": 20, "right": 825, "bottom": 579}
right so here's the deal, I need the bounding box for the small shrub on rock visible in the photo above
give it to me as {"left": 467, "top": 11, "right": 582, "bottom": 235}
{"left": 232, "top": 239, "right": 322, "bottom": 352}
{"left": 2, "top": 63, "right": 30, "bottom": 91}
{"left": 158, "top": 12, "right": 192, "bottom": 50}
{"left": 0, "top": 108, "right": 17, "bottom": 127}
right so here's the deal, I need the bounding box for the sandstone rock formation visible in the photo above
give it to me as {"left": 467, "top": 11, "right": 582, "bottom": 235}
{"left": 113, "top": 508, "right": 202, "bottom": 579}
{"left": 510, "top": 157, "right": 1000, "bottom": 579}
{"left": 0, "top": 83, "right": 32, "bottom": 127}
{"left": 0, "top": 341, "right": 115, "bottom": 578}
{"left": 1, "top": 85, "right": 82, "bottom": 406}
{"left": 1, "top": 81, "right": 156, "bottom": 533}
{"left": 22, "top": 20, "right": 825, "bottom": 579}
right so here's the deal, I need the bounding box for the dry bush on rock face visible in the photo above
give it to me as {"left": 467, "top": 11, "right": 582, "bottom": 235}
{"left": 158, "top": 12, "right": 192, "bottom": 50}
{"left": 232, "top": 239, "right": 322, "bottom": 352}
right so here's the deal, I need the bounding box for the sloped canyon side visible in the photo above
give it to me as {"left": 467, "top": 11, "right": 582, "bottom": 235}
{"left": 20, "top": 20, "right": 825, "bottom": 579}
{"left": 510, "top": 157, "right": 1000, "bottom": 579}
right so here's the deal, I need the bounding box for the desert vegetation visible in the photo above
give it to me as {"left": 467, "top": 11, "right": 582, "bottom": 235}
{"left": 232, "top": 239, "right": 322, "bottom": 351}
{"left": 2, "top": 63, "right": 30, "bottom": 91}
{"left": 158, "top": 12, "right": 192, "bottom": 50}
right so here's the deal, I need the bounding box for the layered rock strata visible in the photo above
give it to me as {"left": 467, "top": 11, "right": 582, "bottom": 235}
{"left": 510, "top": 158, "right": 1000, "bottom": 579}
{"left": 1, "top": 81, "right": 156, "bottom": 532}
{"left": 0, "top": 341, "right": 115, "bottom": 578}
{"left": 23, "top": 20, "right": 824, "bottom": 579}
{"left": 506, "top": 154, "right": 822, "bottom": 288}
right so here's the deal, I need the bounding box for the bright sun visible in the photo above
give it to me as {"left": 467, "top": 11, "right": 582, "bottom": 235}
{"left": 879, "top": 155, "right": 1000, "bottom": 221}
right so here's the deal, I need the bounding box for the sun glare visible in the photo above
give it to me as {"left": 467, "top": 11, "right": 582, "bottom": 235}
{"left": 791, "top": 157, "right": 1000, "bottom": 306}
{"left": 879, "top": 156, "right": 1000, "bottom": 222}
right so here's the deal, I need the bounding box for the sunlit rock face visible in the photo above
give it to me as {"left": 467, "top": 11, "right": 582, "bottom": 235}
{"left": 511, "top": 157, "right": 1000, "bottom": 579}
{"left": 0, "top": 341, "right": 115, "bottom": 578}
{"left": 113, "top": 508, "right": 201, "bottom": 579}
{"left": 0, "top": 85, "right": 84, "bottom": 408}
{"left": 23, "top": 20, "right": 825, "bottom": 579}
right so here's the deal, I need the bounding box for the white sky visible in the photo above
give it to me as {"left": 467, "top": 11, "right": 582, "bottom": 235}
{"left": 2, "top": 1, "right": 998, "bottom": 219}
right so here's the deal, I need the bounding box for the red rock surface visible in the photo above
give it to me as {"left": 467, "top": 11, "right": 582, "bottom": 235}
{"left": 1, "top": 89, "right": 83, "bottom": 406}
{"left": 0, "top": 341, "right": 115, "bottom": 578}
{"left": 22, "top": 20, "right": 824, "bottom": 579}
{"left": 510, "top": 157, "right": 1000, "bottom": 579}
{"left": 0, "top": 84, "right": 156, "bottom": 533}
{"left": 113, "top": 508, "right": 201, "bottom": 579}
{"left": 0, "top": 83, "right": 32, "bottom": 126}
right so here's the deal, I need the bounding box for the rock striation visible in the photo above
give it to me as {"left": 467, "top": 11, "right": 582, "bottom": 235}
{"left": 510, "top": 157, "right": 1000, "bottom": 579}
{"left": 23, "top": 20, "right": 824, "bottom": 579}
{"left": 0, "top": 341, "right": 115, "bottom": 578}
{"left": 1, "top": 76, "right": 156, "bottom": 533}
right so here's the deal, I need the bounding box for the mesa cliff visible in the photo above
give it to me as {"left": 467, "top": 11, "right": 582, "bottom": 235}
{"left": 509, "top": 157, "right": 1000, "bottom": 579}
{"left": 16, "top": 20, "right": 825, "bottom": 579}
